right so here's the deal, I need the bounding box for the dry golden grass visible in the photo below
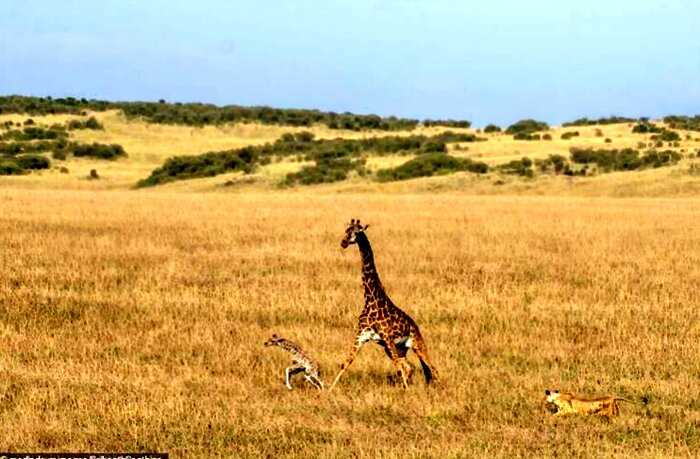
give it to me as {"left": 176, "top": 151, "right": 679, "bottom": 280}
{"left": 1, "top": 189, "right": 699, "bottom": 457}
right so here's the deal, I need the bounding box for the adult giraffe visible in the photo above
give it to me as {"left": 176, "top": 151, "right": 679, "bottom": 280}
{"left": 329, "top": 219, "right": 439, "bottom": 390}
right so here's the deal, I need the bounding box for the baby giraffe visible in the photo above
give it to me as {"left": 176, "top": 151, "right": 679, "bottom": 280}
{"left": 264, "top": 334, "right": 324, "bottom": 390}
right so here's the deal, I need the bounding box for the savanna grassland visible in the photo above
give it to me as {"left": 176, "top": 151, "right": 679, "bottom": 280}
{"left": 2, "top": 106, "right": 700, "bottom": 457}
{"left": 1, "top": 189, "right": 700, "bottom": 457}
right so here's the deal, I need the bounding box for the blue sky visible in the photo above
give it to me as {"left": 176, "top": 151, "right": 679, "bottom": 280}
{"left": 1, "top": 0, "right": 699, "bottom": 126}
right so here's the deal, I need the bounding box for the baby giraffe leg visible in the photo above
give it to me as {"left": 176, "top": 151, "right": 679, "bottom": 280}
{"left": 305, "top": 374, "right": 325, "bottom": 390}
{"left": 285, "top": 366, "right": 305, "bottom": 390}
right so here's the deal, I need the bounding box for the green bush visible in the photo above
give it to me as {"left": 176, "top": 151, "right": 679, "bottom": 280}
{"left": 664, "top": 115, "right": 700, "bottom": 132}
{"left": 67, "top": 116, "right": 103, "bottom": 130}
{"left": 632, "top": 122, "right": 663, "bottom": 134}
{"left": 0, "top": 126, "right": 68, "bottom": 141}
{"left": 563, "top": 116, "right": 637, "bottom": 127}
{"left": 137, "top": 148, "right": 257, "bottom": 187}
{"left": 0, "top": 142, "right": 25, "bottom": 156}
{"left": 506, "top": 119, "right": 549, "bottom": 135}
{"left": 640, "top": 150, "right": 682, "bottom": 168}
{"left": 71, "top": 143, "right": 127, "bottom": 160}
{"left": 536, "top": 154, "right": 568, "bottom": 174}
{"left": 650, "top": 130, "right": 681, "bottom": 142}
{"left": 513, "top": 132, "right": 540, "bottom": 141}
{"left": 284, "top": 157, "right": 366, "bottom": 185}
{"left": 561, "top": 131, "right": 580, "bottom": 140}
{"left": 15, "top": 154, "right": 50, "bottom": 170}
{"left": 498, "top": 157, "right": 534, "bottom": 177}
{"left": 375, "top": 154, "right": 488, "bottom": 182}
{"left": 570, "top": 147, "right": 681, "bottom": 172}
{"left": 483, "top": 124, "right": 501, "bottom": 133}
{"left": 0, "top": 159, "right": 25, "bottom": 175}
{"left": 422, "top": 119, "right": 472, "bottom": 128}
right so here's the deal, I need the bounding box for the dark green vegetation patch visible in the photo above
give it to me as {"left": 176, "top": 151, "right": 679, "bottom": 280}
{"left": 563, "top": 116, "right": 637, "bottom": 126}
{"left": 570, "top": 147, "right": 682, "bottom": 172}
{"left": 664, "top": 115, "right": 700, "bottom": 132}
{"left": 376, "top": 154, "right": 488, "bottom": 182}
{"left": 139, "top": 131, "right": 485, "bottom": 187}
{"left": 506, "top": 119, "right": 549, "bottom": 136}
{"left": 72, "top": 143, "right": 127, "bottom": 160}
{"left": 0, "top": 95, "right": 472, "bottom": 131}
{"left": 137, "top": 148, "right": 259, "bottom": 187}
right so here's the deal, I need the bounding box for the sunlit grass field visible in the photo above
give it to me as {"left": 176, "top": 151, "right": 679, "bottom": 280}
{"left": 1, "top": 189, "right": 699, "bottom": 457}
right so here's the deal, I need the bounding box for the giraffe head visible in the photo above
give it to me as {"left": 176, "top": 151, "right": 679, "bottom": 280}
{"left": 340, "top": 218, "right": 369, "bottom": 249}
{"left": 264, "top": 334, "right": 283, "bottom": 347}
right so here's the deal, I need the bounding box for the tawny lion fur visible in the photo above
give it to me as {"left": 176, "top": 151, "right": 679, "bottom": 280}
{"left": 544, "top": 389, "right": 646, "bottom": 418}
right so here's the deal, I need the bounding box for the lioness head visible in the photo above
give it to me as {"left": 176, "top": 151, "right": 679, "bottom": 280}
{"left": 544, "top": 389, "right": 561, "bottom": 403}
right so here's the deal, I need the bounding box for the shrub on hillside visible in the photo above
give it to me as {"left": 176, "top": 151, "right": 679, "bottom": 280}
{"left": 71, "top": 143, "right": 127, "bottom": 160}
{"left": 536, "top": 154, "right": 568, "bottom": 174}
{"left": 0, "top": 159, "right": 25, "bottom": 175}
{"left": 484, "top": 124, "right": 501, "bottom": 133}
{"left": 0, "top": 142, "right": 25, "bottom": 156}
{"left": 632, "top": 122, "right": 663, "bottom": 134}
{"left": 563, "top": 116, "right": 637, "bottom": 127}
{"left": 664, "top": 115, "right": 700, "bottom": 132}
{"left": 497, "top": 157, "right": 534, "bottom": 177}
{"left": 284, "top": 157, "right": 366, "bottom": 186}
{"left": 375, "top": 154, "right": 488, "bottom": 182}
{"left": 506, "top": 119, "right": 549, "bottom": 135}
{"left": 640, "top": 149, "right": 682, "bottom": 168}
{"left": 570, "top": 147, "right": 681, "bottom": 171}
{"left": 561, "top": 131, "right": 580, "bottom": 140}
{"left": 650, "top": 130, "right": 681, "bottom": 142}
{"left": 0, "top": 126, "right": 68, "bottom": 141}
{"left": 15, "top": 154, "right": 50, "bottom": 170}
{"left": 513, "top": 132, "right": 540, "bottom": 141}
{"left": 137, "top": 148, "right": 258, "bottom": 187}
{"left": 67, "top": 116, "right": 104, "bottom": 130}
{"left": 422, "top": 119, "right": 472, "bottom": 128}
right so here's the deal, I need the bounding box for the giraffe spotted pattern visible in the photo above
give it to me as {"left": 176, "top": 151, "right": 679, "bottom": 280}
{"left": 330, "top": 219, "right": 439, "bottom": 390}
{"left": 264, "top": 334, "right": 324, "bottom": 390}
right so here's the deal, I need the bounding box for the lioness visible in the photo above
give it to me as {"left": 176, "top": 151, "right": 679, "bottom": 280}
{"left": 544, "top": 389, "right": 646, "bottom": 417}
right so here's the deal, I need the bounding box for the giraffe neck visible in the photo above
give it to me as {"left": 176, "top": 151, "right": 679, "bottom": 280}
{"left": 273, "top": 339, "right": 304, "bottom": 358}
{"left": 356, "top": 232, "right": 387, "bottom": 305}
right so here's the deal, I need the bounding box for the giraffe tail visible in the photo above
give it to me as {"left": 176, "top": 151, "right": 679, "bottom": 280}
{"left": 419, "top": 359, "right": 434, "bottom": 384}
{"left": 411, "top": 332, "right": 438, "bottom": 385}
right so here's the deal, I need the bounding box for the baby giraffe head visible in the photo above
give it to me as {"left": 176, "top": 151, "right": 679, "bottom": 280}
{"left": 340, "top": 218, "right": 369, "bottom": 249}
{"left": 264, "top": 334, "right": 284, "bottom": 347}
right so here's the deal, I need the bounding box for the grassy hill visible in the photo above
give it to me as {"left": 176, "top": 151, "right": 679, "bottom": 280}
{"left": 1, "top": 108, "right": 698, "bottom": 196}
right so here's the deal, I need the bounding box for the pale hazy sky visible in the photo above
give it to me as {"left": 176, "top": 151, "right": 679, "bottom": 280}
{"left": 1, "top": 0, "right": 699, "bottom": 126}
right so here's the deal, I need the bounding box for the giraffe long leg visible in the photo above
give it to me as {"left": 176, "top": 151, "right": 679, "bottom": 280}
{"left": 379, "top": 336, "right": 409, "bottom": 389}
{"left": 382, "top": 345, "right": 414, "bottom": 384}
{"left": 329, "top": 337, "right": 365, "bottom": 391}
{"left": 411, "top": 334, "right": 439, "bottom": 385}
{"left": 285, "top": 366, "right": 305, "bottom": 390}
